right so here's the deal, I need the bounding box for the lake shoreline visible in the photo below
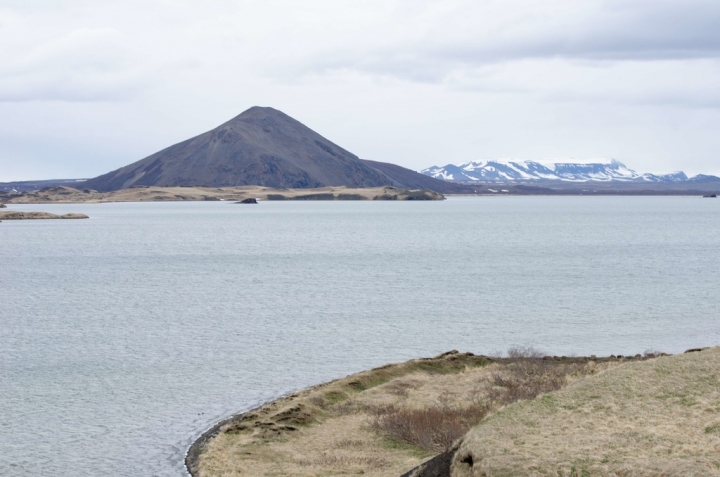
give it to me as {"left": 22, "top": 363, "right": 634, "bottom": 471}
{"left": 4, "top": 197, "right": 718, "bottom": 477}
{"left": 185, "top": 350, "right": 670, "bottom": 477}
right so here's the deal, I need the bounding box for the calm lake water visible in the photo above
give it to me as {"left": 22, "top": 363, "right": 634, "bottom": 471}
{"left": 1, "top": 197, "right": 719, "bottom": 476}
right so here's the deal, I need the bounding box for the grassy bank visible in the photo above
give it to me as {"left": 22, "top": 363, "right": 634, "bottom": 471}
{"left": 452, "top": 347, "right": 720, "bottom": 477}
{"left": 187, "top": 350, "right": 628, "bottom": 477}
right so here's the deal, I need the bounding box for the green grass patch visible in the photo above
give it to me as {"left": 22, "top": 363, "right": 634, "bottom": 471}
{"left": 342, "top": 353, "right": 493, "bottom": 393}
{"left": 323, "top": 391, "right": 349, "bottom": 405}
{"left": 705, "top": 424, "right": 720, "bottom": 434}
{"left": 540, "top": 395, "right": 558, "bottom": 407}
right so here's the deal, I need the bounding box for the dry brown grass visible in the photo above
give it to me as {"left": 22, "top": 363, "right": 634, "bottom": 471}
{"left": 190, "top": 350, "right": 623, "bottom": 477}
{"left": 369, "top": 402, "right": 489, "bottom": 453}
{"left": 452, "top": 347, "right": 720, "bottom": 477}
{"left": 482, "top": 358, "right": 590, "bottom": 407}
{"left": 368, "top": 351, "right": 596, "bottom": 454}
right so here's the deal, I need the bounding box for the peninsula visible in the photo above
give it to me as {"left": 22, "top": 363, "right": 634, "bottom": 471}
{"left": 187, "top": 346, "right": 719, "bottom": 477}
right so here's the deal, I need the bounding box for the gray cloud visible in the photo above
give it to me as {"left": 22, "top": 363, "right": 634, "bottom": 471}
{"left": 1, "top": 0, "right": 720, "bottom": 180}
{"left": 295, "top": 1, "right": 720, "bottom": 82}
{"left": 0, "top": 27, "right": 148, "bottom": 102}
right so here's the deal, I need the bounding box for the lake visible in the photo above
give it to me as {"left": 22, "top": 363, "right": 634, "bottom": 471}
{"left": 1, "top": 197, "right": 719, "bottom": 476}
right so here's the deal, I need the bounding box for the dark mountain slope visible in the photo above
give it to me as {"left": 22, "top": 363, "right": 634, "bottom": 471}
{"left": 83, "top": 107, "right": 397, "bottom": 191}
{"left": 360, "top": 159, "right": 474, "bottom": 194}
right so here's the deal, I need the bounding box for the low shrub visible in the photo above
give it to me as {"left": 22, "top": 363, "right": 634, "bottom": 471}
{"left": 369, "top": 404, "right": 488, "bottom": 452}
{"left": 369, "top": 350, "right": 594, "bottom": 453}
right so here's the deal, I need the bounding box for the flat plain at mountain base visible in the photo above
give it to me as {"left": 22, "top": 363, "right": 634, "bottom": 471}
{"left": 4, "top": 186, "right": 443, "bottom": 203}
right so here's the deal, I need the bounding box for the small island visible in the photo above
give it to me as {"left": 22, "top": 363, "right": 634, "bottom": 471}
{"left": 0, "top": 211, "right": 89, "bottom": 220}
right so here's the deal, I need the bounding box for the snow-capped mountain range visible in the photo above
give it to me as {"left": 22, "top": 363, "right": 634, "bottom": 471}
{"left": 420, "top": 159, "right": 715, "bottom": 183}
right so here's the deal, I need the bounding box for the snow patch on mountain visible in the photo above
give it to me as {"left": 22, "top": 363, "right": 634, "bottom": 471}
{"left": 420, "top": 159, "right": 700, "bottom": 183}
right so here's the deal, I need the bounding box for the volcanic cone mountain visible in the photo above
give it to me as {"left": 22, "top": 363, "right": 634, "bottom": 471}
{"left": 84, "top": 107, "right": 401, "bottom": 191}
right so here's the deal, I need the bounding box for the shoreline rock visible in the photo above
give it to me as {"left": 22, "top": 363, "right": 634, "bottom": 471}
{"left": 0, "top": 211, "right": 89, "bottom": 220}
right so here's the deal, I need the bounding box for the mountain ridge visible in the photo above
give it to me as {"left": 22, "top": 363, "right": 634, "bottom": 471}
{"left": 421, "top": 159, "right": 717, "bottom": 183}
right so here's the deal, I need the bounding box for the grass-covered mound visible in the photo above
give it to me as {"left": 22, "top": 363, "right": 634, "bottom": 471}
{"left": 452, "top": 347, "right": 720, "bottom": 477}
{"left": 187, "top": 351, "right": 623, "bottom": 476}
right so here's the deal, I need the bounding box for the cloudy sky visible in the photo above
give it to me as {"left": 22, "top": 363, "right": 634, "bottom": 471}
{"left": 1, "top": 0, "right": 719, "bottom": 181}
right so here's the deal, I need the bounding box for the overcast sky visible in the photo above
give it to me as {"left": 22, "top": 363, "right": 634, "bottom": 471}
{"left": 1, "top": 0, "right": 720, "bottom": 181}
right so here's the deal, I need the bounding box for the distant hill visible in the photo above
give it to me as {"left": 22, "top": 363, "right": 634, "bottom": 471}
{"left": 421, "top": 159, "right": 719, "bottom": 184}
{"left": 9, "top": 108, "right": 718, "bottom": 195}
{"left": 83, "top": 107, "right": 407, "bottom": 192}
{"left": 0, "top": 178, "right": 89, "bottom": 193}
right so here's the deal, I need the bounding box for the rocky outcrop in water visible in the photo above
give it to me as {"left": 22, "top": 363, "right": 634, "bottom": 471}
{"left": 0, "top": 211, "right": 88, "bottom": 220}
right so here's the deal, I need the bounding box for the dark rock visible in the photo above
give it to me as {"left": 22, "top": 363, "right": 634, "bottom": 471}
{"left": 361, "top": 159, "right": 474, "bottom": 194}
{"left": 374, "top": 189, "right": 444, "bottom": 201}
{"left": 271, "top": 405, "right": 314, "bottom": 426}
{"left": 237, "top": 198, "right": 258, "bottom": 204}
{"left": 703, "top": 193, "right": 717, "bottom": 198}
{"left": 39, "top": 186, "right": 73, "bottom": 194}
{"left": 400, "top": 450, "right": 454, "bottom": 477}
{"left": 0, "top": 211, "right": 89, "bottom": 220}
{"left": 403, "top": 190, "right": 441, "bottom": 200}
{"left": 292, "top": 193, "right": 335, "bottom": 200}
